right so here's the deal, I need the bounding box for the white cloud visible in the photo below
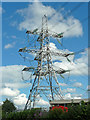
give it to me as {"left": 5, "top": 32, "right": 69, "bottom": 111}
{"left": 71, "top": 94, "right": 82, "bottom": 99}
{"left": 4, "top": 83, "right": 31, "bottom": 89}
{"left": 0, "top": 102, "right": 3, "bottom": 105}
{"left": 13, "top": 93, "right": 49, "bottom": 109}
{"left": 0, "top": 87, "right": 20, "bottom": 97}
{"left": 13, "top": 94, "right": 27, "bottom": 109}
{"left": 32, "top": 94, "right": 49, "bottom": 107}
{"left": 49, "top": 42, "right": 57, "bottom": 50}
{"left": 0, "top": 65, "right": 33, "bottom": 109}
{"left": 1, "top": 65, "right": 32, "bottom": 90}
{"left": 49, "top": 42, "right": 88, "bottom": 76}
{"left": 16, "top": 2, "right": 83, "bottom": 37}
{"left": 59, "top": 83, "right": 67, "bottom": 86}
{"left": 73, "top": 97, "right": 82, "bottom": 99}
{"left": 63, "top": 88, "right": 76, "bottom": 93}
{"left": 64, "top": 93, "right": 82, "bottom": 99}
{"left": 73, "top": 82, "right": 82, "bottom": 87}
{"left": 35, "top": 98, "right": 49, "bottom": 106}
{"left": 53, "top": 59, "right": 87, "bottom": 76}
{"left": 0, "top": 65, "right": 50, "bottom": 109}
{"left": 4, "top": 43, "right": 13, "bottom": 49}
{"left": 4, "top": 42, "right": 16, "bottom": 49}
{"left": 64, "top": 93, "right": 72, "bottom": 99}
{"left": 49, "top": 42, "right": 74, "bottom": 62}
{"left": 54, "top": 93, "right": 72, "bottom": 100}
{"left": 54, "top": 93, "right": 82, "bottom": 100}
{"left": 1, "top": 65, "right": 25, "bottom": 83}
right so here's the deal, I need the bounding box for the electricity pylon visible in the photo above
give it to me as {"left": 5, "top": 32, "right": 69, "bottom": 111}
{"left": 19, "top": 15, "right": 73, "bottom": 110}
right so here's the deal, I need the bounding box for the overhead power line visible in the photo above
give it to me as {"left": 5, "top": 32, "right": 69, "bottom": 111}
{"left": 49, "top": 2, "right": 85, "bottom": 30}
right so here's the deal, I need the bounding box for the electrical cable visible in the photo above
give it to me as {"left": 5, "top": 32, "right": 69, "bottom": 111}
{"left": 49, "top": 1, "right": 85, "bottom": 30}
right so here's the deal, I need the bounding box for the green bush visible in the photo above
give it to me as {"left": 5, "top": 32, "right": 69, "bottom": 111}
{"left": 47, "top": 108, "right": 64, "bottom": 119}
{"left": 2, "top": 108, "right": 43, "bottom": 120}
{"left": 86, "top": 102, "right": 90, "bottom": 120}
{"left": 2, "top": 99, "right": 16, "bottom": 114}
{"left": 62, "top": 101, "right": 90, "bottom": 120}
{"left": 1, "top": 102, "right": 90, "bottom": 120}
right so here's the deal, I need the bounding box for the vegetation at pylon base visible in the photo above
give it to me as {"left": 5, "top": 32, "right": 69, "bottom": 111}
{"left": 2, "top": 99, "right": 16, "bottom": 114}
{"left": 47, "top": 108, "right": 64, "bottom": 119}
{"left": 0, "top": 105, "right": 2, "bottom": 120}
{"left": 1, "top": 100, "right": 90, "bottom": 120}
{"left": 61, "top": 100, "right": 90, "bottom": 120}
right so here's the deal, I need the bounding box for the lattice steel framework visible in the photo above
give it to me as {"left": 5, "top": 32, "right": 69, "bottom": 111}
{"left": 18, "top": 15, "right": 73, "bottom": 110}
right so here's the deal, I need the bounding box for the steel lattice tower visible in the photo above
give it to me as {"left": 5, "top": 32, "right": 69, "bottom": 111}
{"left": 19, "top": 15, "right": 72, "bottom": 110}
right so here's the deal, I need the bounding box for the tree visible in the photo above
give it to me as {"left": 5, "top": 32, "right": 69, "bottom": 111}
{"left": 2, "top": 99, "right": 16, "bottom": 113}
{"left": 0, "top": 105, "right": 2, "bottom": 120}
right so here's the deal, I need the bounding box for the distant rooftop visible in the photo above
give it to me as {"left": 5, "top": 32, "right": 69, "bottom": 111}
{"left": 50, "top": 98, "right": 89, "bottom": 106}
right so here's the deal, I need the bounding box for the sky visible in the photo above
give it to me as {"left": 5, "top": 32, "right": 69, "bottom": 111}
{"left": 0, "top": 1, "right": 89, "bottom": 109}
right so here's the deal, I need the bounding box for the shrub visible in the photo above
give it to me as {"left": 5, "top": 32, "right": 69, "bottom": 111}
{"left": 1, "top": 102, "right": 90, "bottom": 120}
{"left": 52, "top": 106, "right": 68, "bottom": 112}
{"left": 48, "top": 108, "right": 64, "bottom": 119}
